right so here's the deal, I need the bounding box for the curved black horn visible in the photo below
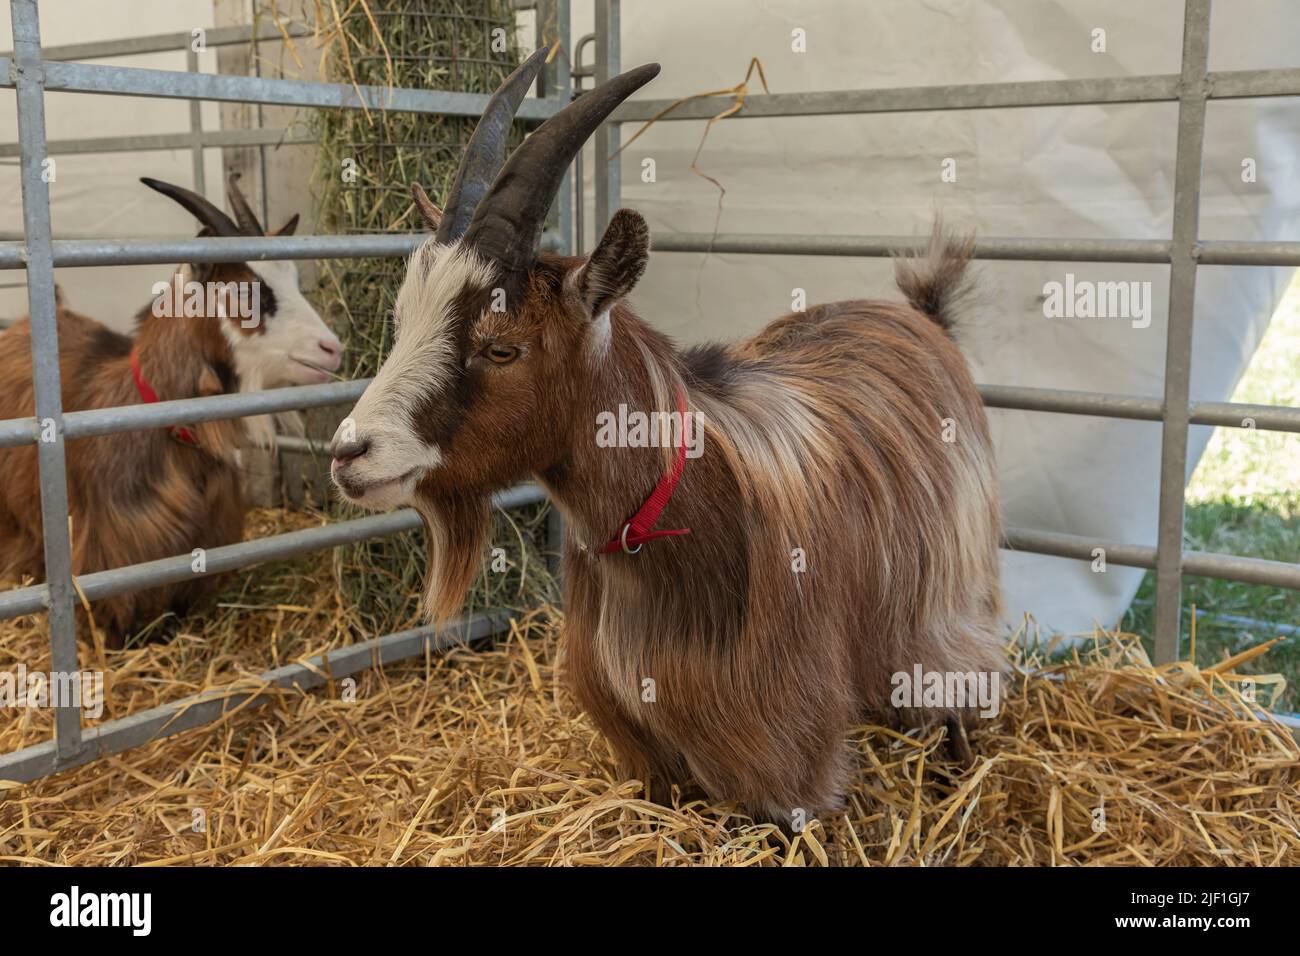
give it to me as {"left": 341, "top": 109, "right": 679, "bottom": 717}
{"left": 435, "top": 44, "right": 553, "bottom": 244}
{"left": 225, "top": 172, "right": 264, "bottom": 236}
{"left": 140, "top": 177, "right": 241, "bottom": 238}
{"left": 462, "top": 63, "right": 660, "bottom": 275}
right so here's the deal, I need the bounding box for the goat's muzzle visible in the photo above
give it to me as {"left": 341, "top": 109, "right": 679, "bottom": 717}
{"left": 328, "top": 424, "right": 429, "bottom": 511}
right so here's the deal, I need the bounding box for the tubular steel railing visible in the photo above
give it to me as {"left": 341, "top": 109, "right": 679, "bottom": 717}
{"left": 2, "top": 0, "right": 1299, "bottom": 782}
{"left": 0, "top": 0, "right": 571, "bottom": 782}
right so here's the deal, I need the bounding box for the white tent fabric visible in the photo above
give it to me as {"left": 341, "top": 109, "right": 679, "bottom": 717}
{"left": 0, "top": 0, "right": 222, "bottom": 331}
{"left": 591, "top": 0, "right": 1300, "bottom": 636}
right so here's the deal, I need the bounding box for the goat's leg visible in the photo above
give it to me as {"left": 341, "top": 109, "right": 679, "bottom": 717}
{"left": 677, "top": 721, "right": 852, "bottom": 831}
{"left": 586, "top": 698, "right": 689, "bottom": 805}
{"left": 945, "top": 713, "right": 975, "bottom": 768}
{"left": 564, "top": 654, "right": 688, "bottom": 805}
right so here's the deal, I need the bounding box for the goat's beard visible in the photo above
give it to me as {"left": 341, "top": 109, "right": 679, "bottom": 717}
{"left": 412, "top": 491, "right": 491, "bottom": 623}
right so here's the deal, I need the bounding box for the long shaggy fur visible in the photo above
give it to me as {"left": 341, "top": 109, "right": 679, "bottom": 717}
{"left": 346, "top": 217, "right": 1005, "bottom": 824}
{"left": 0, "top": 275, "right": 253, "bottom": 647}
{"left": 552, "top": 237, "right": 1002, "bottom": 822}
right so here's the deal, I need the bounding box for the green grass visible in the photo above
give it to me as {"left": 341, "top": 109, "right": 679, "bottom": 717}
{"left": 1123, "top": 273, "right": 1300, "bottom": 711}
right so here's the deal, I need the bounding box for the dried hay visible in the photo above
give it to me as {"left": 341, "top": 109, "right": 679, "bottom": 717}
{"left": 301, "top": 0, "right": 533, "bottom": 632}
{"left": 1, "top": 511, "right": 1297, "bottom": 866}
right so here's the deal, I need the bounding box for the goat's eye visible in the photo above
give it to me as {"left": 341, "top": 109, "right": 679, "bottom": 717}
{"left": 485, "top": 344, "right": 519, "bottom": 365}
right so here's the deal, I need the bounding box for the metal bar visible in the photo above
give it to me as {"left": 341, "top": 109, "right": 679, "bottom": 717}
{"left": 7, "top": 231, "right": 1297, "bottom": 271}
{"left": 0, "top": 484, "right": 546, "bottom": 621}
{"left": 0, "top": 379, "right": 367, "bottom": 450}
{"left": 1004, "top": 527, "right": 1300, "bottom": 590}
{"left": 0, "top": 231, "right": 564, "bottom": 270}
{"left": 982, "top": 385, "right": 1300, "bottom": 432}
{"left": 558, "top": 0, "right": 574, "bottom": 252}
{"left": 980, "top": 385, "right": 1162, "bottom": 422}
{"left": 9, "top": 0, "right": 83, "bottom": 762}
{"left": 186, "top": 47, "right": 205, "bottom": 195}
{"left": 30, "top": 227, "right": 1273, "bottom": 270}
{"left": 613, "top": 75, "right": 1180, "bottom": 123}
{"left": 1190, "top": 399, "right": 1300, "bottom": 432}
{"left": 15, "top": 231, "right": 1300, "bottom": 271}
{"left": 0, "top": 57, "right": 564, "bottom": 120}
{"left": 650, "top": 232, "right": 1173, "bottom": 263}
{"left": 270, "top": 434, "right": 323, "bottom": 455}
{"left": 0, "top": 610, "right": 513, "bottom": 783}
{"left": 1004, "top": 527, "right": 1156, "bottom": 570}
{"left": 5, "top": 378, "right": 1298, "bottom": 453}
{"left": 1154, "top": 0, "right": 1212, "bottom": 664}
{"left": 535, "top": 1, "right": 573, "bottom": 253}
{"left": 1208, "top": 67, "right": 1300, "bottom": 99}
{"left": 593, "top": 0, "right": 620, "bottom": 234}
{"left": 63, "top": 379, "right": 364, "bottom": 439}
{"left": 0, "top": 415, "right": 37, "bottom": 448}
{"left": 0, "top": 127, "right": 316, "bottom": 158}
{"left": 0, "top": 20, "right": 312, "bottom": 62}
{"left": 1197, "top": 240, "right": 1300, "bottom": 266}
{"left": 609, "top": 68, "right": 1300, "bottom": 124}
{"left": 1182, "top": 551, "right": 1300, "bottom": 590}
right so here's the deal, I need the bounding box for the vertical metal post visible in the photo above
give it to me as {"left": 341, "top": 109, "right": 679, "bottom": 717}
{"left": 593, "top": 0, "right": 620, "bottom": 236}
{"left": 536, "top": 0, "right": 570, "bottom": 584}
{"left": 536, "top": 0, "right": 572, "bottom": 253}
{"left": 186, "top": 46, "right": 206, "bottom": 195}
{"left": 10, "top": 0, "right": 84, "bottom": 761}
{"left": 1153, "top": 0, "right": 1211, "bottom": 663}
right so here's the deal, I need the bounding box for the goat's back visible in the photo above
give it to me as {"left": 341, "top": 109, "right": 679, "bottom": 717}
{"left": 719, "top": 293, "right": 1002, "bottom": 689}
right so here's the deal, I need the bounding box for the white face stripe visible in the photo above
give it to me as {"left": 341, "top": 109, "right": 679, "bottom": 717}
{"left": 333, "top": 240, "right": 497, "bottom": 500}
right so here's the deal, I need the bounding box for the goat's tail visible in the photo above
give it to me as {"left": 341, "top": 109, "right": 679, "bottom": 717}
{"left": 893, "top": 219, "right": 976, "bottom": 335}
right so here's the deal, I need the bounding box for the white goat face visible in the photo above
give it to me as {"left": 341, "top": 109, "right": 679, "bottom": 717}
{"left": 330, "top": 209, "right": 653, "bottom": 514}
{"left": 219, "top": 259, "right": 343, "bottom": 391}
{"left": 328, "top": 242, "right": 491, "bottom": 511}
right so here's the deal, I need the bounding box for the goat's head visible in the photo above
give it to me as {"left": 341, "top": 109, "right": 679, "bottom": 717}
{"left": 141, "top": 174, "right": 343, "bottom": 390}
{"left": 331, "top": 49, "right": 660, "bottom": 515}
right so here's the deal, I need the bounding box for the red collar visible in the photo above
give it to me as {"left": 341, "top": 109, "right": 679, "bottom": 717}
{"left": 130, "top": 347, "right": 201, "bottom": 447}
{"left": 597, "top": 388, "right": 693, "bottom": 555}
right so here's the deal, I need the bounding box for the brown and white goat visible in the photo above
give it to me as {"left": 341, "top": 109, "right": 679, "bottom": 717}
{"left": 0, "top": 176, "right": 342, "bottom": 647}
{"left": 332, "top": 50, "right": 1005, "bottom": 823}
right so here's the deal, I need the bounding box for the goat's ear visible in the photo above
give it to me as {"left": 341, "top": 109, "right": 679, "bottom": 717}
{"left": 197, "top": 363, "right": 224, "bottom": 397}
{"left": 411, "top": 183, "right": 443, "bottom": 232}
{"left": 269, "top": 213, "right": 299, "bottom": 237}
{"left": 577, "top": 208, "right": 649, "bottom": 317}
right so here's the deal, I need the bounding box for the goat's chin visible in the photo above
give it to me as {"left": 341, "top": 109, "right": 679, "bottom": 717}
{"left": 332, "top": 469, "right": 420, "bottom": 511}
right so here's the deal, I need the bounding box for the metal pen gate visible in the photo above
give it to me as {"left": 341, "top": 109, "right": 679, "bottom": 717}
{"left": 1, "top": 0, "right": 1298, "bottom": 783}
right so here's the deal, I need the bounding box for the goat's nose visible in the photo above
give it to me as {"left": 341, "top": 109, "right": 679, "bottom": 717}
{"left": 330, "top": 437, "right": 371, "bottom": 464}
{"left": 319, "top": 337, "right": 341, "bottom": 358}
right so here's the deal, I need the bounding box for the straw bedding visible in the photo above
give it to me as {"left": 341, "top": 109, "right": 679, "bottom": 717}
{"left": 1, "top": 509, "right": 1297, "bottom": 866}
